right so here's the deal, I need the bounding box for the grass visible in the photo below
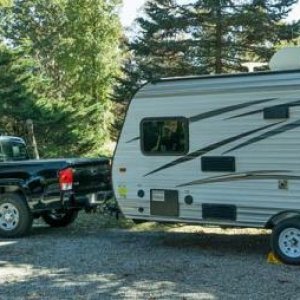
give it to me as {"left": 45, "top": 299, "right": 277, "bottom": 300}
{"left": 36, "top": 199, "right": 270, "bottom": 236}
{"left": 74, "top": 211, "right": 135, "bottom": 230}
{"left": 73, "top": 209, "right": 186, "bottom": 233}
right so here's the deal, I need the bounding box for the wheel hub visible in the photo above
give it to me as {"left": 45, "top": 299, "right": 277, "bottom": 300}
{"left": 0, "top": 203, "right": 20, "bottom": 231}
{"left": 279, "top": 228, "right": 300, "bottom": 258}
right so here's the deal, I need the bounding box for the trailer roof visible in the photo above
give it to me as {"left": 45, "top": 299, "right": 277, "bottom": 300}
{"left": 135, "top": 68, "right": 300, "bottom": 100}
{"left": 156, "top": 68, "right": 300, "bottom": 83}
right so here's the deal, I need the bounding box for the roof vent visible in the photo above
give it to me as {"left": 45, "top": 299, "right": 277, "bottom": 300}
{"left": 269, "top": 47, "right": 300, "bottom": 71}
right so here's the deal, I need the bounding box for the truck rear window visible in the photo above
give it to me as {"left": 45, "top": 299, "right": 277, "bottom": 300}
{"left": 0, "top": 141, "right": 29, "bottom": 161}
{"left": 141, "top": 117, "right": 189, "bottom": 156}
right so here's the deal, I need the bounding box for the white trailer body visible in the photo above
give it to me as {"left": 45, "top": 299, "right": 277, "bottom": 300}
{"left": 113, "top": 66, "right": 300, "bottom": 264}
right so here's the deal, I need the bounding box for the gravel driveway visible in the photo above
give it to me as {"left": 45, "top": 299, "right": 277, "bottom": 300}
{"left": 0, "top": 212, "right": 300, "bottom": 300}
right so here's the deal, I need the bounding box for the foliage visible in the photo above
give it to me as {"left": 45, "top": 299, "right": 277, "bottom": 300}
{"left": 0, "top": 0, "right": 11, "bottom": 7}
{"left": 276, "top": 20, "right": 300, "bottom": 48}
{"left": 0, "top": 44, "right": 78, "bottom": 157}
{"left": 0, "top": 44, "right": 33, "bottom": 137}
{"left": 1, "top": 0, "right": 299, "bottom": 152}
{"left": 1, "top": 0, "right": 122, "bottom": 156}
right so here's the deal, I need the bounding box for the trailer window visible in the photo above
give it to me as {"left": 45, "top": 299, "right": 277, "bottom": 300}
{"left": 141, "top": 118, "right": 189, "bottom": 155}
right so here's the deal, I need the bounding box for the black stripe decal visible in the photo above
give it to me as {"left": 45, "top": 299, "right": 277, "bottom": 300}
{"left": 224, "top": 119, "right": 300, "bottom": 154}
{"left": 177, "top": 170, "right": 295, "bottom": 187}
{"left": 189, "top": 98, "right": 277, "bottom": 123}
{"left": 226, "top": 109, "right": 262, "bottom": 120}
{"left": 126, "top": 137, "right": 140, "bottom": 143}
{"left": 227, "top": 99, "right": 300, "bottom": 120}
{"left": 144, "top": 122, "right": 281, "bottom": 177}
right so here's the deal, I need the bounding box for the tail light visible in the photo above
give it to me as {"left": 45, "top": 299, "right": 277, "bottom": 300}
{"left": 59, "top": 168, "right": 73, "bottom": 191}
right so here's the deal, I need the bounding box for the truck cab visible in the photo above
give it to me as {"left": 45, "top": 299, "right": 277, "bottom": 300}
{"left": 0, "top": 136, "right": 29, "bottom": 162}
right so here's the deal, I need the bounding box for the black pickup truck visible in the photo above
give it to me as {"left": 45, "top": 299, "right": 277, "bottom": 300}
{"left": 0, "top": 136, "right": 111, "bottom": 237}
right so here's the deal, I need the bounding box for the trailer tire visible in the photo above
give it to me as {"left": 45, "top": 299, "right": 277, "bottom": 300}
{"left": 271, "top": 217, "right": 300, "bottom": 265}
{"left": 42, "top": 209, "right": 78, "bottom": 227}
{"left": 0, "top": 193, "right": 33, "bottom": 238}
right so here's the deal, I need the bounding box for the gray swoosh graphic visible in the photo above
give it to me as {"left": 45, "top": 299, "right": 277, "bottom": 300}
{"left": 227, "top": 99, "right": 300, "bottom": 120}
{"left": 177, "top": 170, "right": 295, "bottom": 187}
{"left": 189, "top": 98, "right": 277, "bottom": 123}
{"left": 144, "top": 122, "right": 281, "bottom": 177}
{"left": 226, "top": 109, "right": 263, "bottom": 120}
{"left": 126, "top": 137, "right": 140, "bottom": 144}
{"left": 127, "top": 99, "right": 278, "bottom": 144}
{"left": 224, "top": 118, "right": 300, "bottom": 154}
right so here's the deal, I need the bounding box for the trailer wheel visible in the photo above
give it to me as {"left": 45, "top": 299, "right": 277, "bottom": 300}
{"left": 0, "top": 193, "right": 33, "bottom": 238}
{"left": 42, "top": 209, "right": 78, "bottom": 227}
{"left": 271, "top": 217, "right": 300, "bottom": 265}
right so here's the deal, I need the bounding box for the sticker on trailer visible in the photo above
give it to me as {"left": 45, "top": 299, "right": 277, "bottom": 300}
{"left": 151, "top": 190, "right": 165, "bottom": 202}
{"left": 118, "top": 185, "right": 128, "bottom": 198}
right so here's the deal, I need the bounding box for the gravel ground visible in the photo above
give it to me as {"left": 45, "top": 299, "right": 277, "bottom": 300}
{"left": 0, "top": 212, "right": 300, "bottom": 300}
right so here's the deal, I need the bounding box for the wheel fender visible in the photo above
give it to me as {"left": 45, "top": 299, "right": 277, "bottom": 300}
{"left": 266, "top": 211, "right": 300, "bottom": 229}
{"left": 0, "top": 183, "right": 30, "bottom": 206}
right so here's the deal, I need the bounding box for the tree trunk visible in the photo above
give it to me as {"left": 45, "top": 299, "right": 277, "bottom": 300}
{"left": 26, "top": 119, "right": 40, "bottom": 159}
{"left": 215, "top": 0, "right": 223, "bottom": 74}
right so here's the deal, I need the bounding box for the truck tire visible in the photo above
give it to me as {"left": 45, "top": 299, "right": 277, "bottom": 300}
{"left": 42, "top": 210, "right": 78, "bottom": 227}
{"left": 271, "top": 217, "right": 300, "bottom": 265}
{"left": 0, "top": 193, "right": 33, "bottom": 238}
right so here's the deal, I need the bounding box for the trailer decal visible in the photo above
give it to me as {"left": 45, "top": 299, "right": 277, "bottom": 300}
{"left": 227, "top": 98, "right": 300, "bottom": 120}
{"left": 189, "top": 97, "right": 277, "bottom": 123}
{"left": 224, "top": 118, "right": 300, "bottom": 154}
{"left": 177, "top": 170, "right": 299, "bottom": 187}
{"left": 144, "top": 122, "right": 281, "bottom": 177}
{"left": 126, "top": 137, "right": 140, "bottom": 144}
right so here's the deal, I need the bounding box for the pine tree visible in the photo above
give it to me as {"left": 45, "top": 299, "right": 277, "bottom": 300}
{"left": 1, "top": 0, "right": 122, "bottom": 156}
{"left": 115, "top": 0, "right": 299, "bottom": 106}
{"left": 0, "top": 44, "right": 78, "bottom": 157}
{"left": 0, "top": 44, "right": 33, "bottom": 136}
{"left": 113, "top": 0, "right": 196, "bottom": 111}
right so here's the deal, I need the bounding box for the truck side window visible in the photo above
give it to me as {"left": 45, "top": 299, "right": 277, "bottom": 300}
{"left": 141, "top": 117, "right": 189, "bottom": 155}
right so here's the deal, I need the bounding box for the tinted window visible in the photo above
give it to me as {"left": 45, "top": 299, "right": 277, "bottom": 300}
{"left": 141, "top": 118, "right": 188, "bottom": 155}
{"left": 0, "top": 141, "right": 29, "bottom": 161}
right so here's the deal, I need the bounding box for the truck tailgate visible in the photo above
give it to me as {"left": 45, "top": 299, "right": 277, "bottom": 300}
{"left": 68, "top": 158, "right": 111, "bottom": 195}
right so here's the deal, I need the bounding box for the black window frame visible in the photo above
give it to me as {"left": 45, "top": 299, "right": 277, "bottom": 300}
{"left": 140, "top": 116, "right": 189, "bottom": 156}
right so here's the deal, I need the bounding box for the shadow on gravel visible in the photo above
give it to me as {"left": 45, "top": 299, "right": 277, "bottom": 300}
{"left": 24, "top": 222, "right": 271, "bottom": 257}
{"left": 1, "top": 219, "right": 300, "bottom": 299}
{"left": 160, "top": 231, "right": 270, "bottom": 255}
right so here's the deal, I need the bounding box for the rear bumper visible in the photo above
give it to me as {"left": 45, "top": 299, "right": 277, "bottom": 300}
{"left": 85, "top": 191, "right": 113, "bottom": 206}
{"left": 65, "top": 191, "right": 113, "bottom": 210}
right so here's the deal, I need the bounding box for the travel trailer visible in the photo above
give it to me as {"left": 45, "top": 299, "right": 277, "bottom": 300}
{"left": 112, "top": 47, "right": 300, "bottom": 264}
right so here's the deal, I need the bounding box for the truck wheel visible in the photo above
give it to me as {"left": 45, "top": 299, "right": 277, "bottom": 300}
{"left": 271, "top": 217, "right": 300, "bottom": 265}
{"left": 0, "top": 193, "right": 33, "bottom": 238}
{"left": 42, "top": 210, "right": 78, "bottom": 227}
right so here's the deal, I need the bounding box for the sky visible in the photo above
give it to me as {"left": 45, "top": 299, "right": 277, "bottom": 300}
{"left": 120, "top": 0, "right": 146, "bottom": 27}
{"left": 120, "top": 0, "right": 300, "bottom": 27}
